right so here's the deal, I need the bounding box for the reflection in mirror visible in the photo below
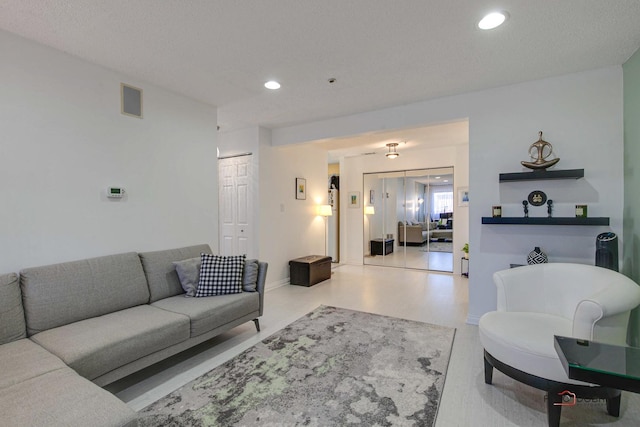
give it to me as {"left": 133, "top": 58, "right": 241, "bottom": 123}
{"left": 364, "top": 167, "right": 454, "bottom": 272}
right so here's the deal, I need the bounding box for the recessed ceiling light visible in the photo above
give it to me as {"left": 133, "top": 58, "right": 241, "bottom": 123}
{"left": 264, "top": 80, "right": 281, "bottom": 90}
{"left": 444, "top": 180, "right": 449, "bottom": 183}
{"left": 478, "top": 11, "right": 507, "bottom": 30}
{"left": 435, "top": 176, "right": 441, "bottom": 179}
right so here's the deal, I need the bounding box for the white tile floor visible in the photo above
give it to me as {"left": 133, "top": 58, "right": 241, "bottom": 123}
{"left": 365, "top": 244, "right": 454, "bottom": 272}
{"left": 108, "top": 265, "right": 640, "bottom": 426}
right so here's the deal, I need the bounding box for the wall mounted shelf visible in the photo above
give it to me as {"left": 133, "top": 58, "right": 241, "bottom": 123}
{"left": 481, "top": 217, "right": 609, "bottom": 226}
{"left": 499, "top": 169, "right": 584, "bottom": 182}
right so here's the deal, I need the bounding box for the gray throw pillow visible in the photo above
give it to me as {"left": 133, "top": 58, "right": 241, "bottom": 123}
{"left": 173, "top": 257, "right": 201, "bottom": 297}
{"left": 242, "top": 259, "right": 260, "bottom": 292}
{"left": 0, "top": 273, "right": 26, "bottom": 345}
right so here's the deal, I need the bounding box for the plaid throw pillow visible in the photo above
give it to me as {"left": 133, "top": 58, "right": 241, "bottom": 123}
{"left": 195, "top": 254, "right": 245, "bottom": 297}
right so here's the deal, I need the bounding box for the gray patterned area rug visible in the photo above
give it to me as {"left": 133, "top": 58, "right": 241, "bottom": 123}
{"left": 138, "top": 305, "right": 456, "bottom": 426}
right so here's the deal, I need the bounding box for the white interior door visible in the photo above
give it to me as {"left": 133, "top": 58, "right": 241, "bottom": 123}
{"left": 218, "top": 155, "right": 254, "bottom": 257}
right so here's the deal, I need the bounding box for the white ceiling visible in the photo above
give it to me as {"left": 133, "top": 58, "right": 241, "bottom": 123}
{"left": 314, "top": 120, "right": 469, "bottom": 162}
{"left": 2, "top": 1, "right": 640, "bottom": 141}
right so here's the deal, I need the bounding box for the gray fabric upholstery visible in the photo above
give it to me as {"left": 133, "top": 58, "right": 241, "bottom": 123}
{"left": 0, "top": 368, "right": 137, "bottom": 427}
{"left": 91, "top": 311, "right": 260, "bottom": 387}
{"left": 173, "top": 256, "right": 201, "bottom": 297}
{"left": 139, "top": 244, "right": 212, "bottom": 303}
{"left": 0, "top": 273, "right": 26, "bottom": 344}
{"left": 242, "top": 259, "right": 260, "bottom": 292}
{"left": 151, "top": 292, "right": 259, "bottom": 337}
{"left": 20, "top": 252, "right": 149, "bottom": 336}
{"left": 1, "top": 246, "right": 269, "bottom": 425}
{"left": 257, "top": 261, "right": 268, "bottom": 316}
{"left": 0, "top": 339, "right": 66, "bottom": 389}
{"left": 30, "top": 305, "right": 190, "bottom": 380}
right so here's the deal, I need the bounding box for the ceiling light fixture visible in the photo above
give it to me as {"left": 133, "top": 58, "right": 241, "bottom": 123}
{"left": 385, "top": 143, "right": 400, "bottom": 159}
{"left": 478, "top": 11, "right": 507, "bottom": 30}
{"left": 264, "top": 80, "right": 281, "bottom": 90}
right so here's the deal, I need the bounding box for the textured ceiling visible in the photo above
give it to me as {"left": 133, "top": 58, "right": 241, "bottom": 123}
{"left": 315, "top": 121, "right": 469, "bottom": 162}
{"left": 1, "top": 1, "right": 640, "bottom": 136}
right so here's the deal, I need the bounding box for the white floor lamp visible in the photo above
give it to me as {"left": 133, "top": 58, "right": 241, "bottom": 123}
{"left": 364, "top": 206, "right": 375, "bottom": 255}
{"left": 318, "top": 204, "right": 333, "bottom": 256}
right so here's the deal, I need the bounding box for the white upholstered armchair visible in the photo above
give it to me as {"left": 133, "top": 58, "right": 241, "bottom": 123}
{"left": 479, "top": 263, "right": 640, "bottom": 427}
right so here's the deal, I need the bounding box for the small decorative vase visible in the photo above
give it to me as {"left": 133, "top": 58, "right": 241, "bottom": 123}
{"left": 527, "top": 247, "right": 548, "bottom": 264}
{"left": 464, "top": 252, "right": 469, "bottom": 259}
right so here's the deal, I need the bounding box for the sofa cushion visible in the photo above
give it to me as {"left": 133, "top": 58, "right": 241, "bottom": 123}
{"left": 242, "top": 259, "right": 260, "bottom": 292}
{"left": 0, "top": 367, "right": 137, "bottom": 427}
{"left": 173, "top": 256, "right": 201, "bottom": 297}
{"left": 0, "top": 273, "right": 26, "bottom": 345}
{"left": 151, "top": 292, "right": 259, "bottom": 337}
{"left": 30, "top": 305, "right": 190, "bottom": 380}
{"left": 479, "top": 311, "right": 590, "bottom": 385}
{"left": 195, "top": 254, "right": 245, "bottom": 297}
{"left": 139, "top": 244, "right": 212, "bottom": 303}
{"left": 20, "top": 252, "right": 150, "bottom": 336}
{"left": 0, "top": 338, "right": 66, "bottom": 389}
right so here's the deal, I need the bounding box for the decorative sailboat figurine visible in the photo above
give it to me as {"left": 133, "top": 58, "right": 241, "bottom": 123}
{"left": 521, "top": 131, "right": 560, "bottom": 170}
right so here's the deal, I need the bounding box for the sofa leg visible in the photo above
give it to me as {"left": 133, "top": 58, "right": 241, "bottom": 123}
{"left": 484, "top": 353, "right": 493, "bottom": 385}
{"left": 606, "top": 392, "right": 621, "bottom": 417}
{"left": 253, "top": 319, "right": 260, "bottom": 332}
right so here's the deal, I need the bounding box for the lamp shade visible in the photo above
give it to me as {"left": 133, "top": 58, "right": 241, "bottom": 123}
{"left": 318, "top": 204, "right": 333, "bottom": 216}
{"left": 364, "top": 206, "right": 375, "bottom": 215}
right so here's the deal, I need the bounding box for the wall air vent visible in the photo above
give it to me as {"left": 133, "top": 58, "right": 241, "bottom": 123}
{"left": 121, "top": 83, "right": 143, "bottom": 118}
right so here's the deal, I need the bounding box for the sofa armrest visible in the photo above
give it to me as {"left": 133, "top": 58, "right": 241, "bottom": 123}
{"left": 256, "top": 262, "right": 268, "bottom": 316}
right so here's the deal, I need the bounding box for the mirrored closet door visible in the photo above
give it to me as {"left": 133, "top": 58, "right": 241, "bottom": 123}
{"left": 363, "top": 167, "right": 454, "bottom": 272}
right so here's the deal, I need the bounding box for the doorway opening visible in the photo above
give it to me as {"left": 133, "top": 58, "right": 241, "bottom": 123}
{"left": 363, "top": 167, "right": 454, "bottom": 272}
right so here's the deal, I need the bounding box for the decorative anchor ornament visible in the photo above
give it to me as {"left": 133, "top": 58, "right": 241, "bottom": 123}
{"left": 522, "top": 200, "right": 529, "bottom": 218}
{"left": 547, "top": 200, "right": 553, "bottom": 218}
{"left": 521, "top": 131, "right": 560, "bottom": 170}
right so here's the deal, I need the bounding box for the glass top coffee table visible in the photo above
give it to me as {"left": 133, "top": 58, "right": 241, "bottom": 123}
{"left": 554, "top": 335, "right": 640, "bottom": 393}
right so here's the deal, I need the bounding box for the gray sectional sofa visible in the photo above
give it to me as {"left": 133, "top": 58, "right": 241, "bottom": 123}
{"left": 398, "top": 221, "right": 453, "bottom": 245}
{"left": 0, "top": 244, "right": 268, "bottom": 426}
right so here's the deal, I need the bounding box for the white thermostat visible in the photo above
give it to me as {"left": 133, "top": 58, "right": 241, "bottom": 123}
{"left": 107, "top": 187, "right": 125, "bottom": 198}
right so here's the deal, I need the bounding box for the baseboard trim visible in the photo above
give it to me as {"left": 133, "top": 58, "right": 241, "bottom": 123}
{"left": 265, "top": 278, "right": 289, "bottom": 292}
{"left": 466, "top": 314, "right": 481, "bottom": 325}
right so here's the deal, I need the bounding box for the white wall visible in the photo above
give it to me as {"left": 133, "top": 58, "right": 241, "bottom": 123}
{"left": 258, "top": 136, "right": 330, "bottom": 287}
{"left": 218, "top": 126, "right": 330, "bottom": 288}
{"left": 467, "top": 69, "right": 623, "bottom": 323}
{"left": 218, "top": 127, "right": 259, "bottom": 158}
{"left": 0, "top": 30, "right": 218, "bottom": 273}
{"left": 272, "top": 67, "right": 623, "bottom": 325}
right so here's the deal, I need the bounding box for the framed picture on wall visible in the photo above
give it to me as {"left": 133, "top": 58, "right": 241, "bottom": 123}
{"left": 458, "top": 187, "right": 469, "bottom": 207}
{"left": 348, "top": 191, "right": 361, "bottom": 208}
{"left": 296, "top": 178, "right": 306, "bottom": 200}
